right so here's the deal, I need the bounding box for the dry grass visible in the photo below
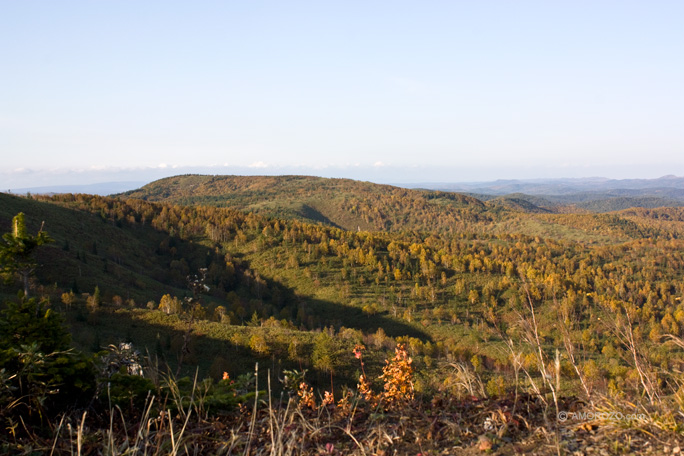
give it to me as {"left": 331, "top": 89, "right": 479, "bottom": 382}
{"left": 11, "top": 370, "right": 681, "bottom": 456}
{"left": 4, "top": 341, "right": 684, "bottom": 456}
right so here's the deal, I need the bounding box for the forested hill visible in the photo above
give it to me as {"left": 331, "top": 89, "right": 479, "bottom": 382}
{"left": 120, "top": 174, "right": 488, "bottom": 233}
{"left": 119, "top": 174, "right": 684, "bottom": 243}
{"left": 5, "top": 188, "right": 684, "bottom": 452}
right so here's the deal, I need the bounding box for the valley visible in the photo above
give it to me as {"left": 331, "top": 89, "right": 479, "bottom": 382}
{"left": 3, "top": 175, "right": 684, "bottom": 454}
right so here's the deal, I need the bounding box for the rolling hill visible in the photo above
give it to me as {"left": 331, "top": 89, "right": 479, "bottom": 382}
{"left": 4, "top": 180, "right": 684, "bottom": 453}
{"left": 120, "top": 174, "right": 488, "bottom": 233}
{"left": 119, "top": 174, "right": 684, "bottom": 245}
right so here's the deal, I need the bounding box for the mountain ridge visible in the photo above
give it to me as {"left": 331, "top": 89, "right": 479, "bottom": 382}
{"left": 120, "top": 174, "right": 684, "bottom": 229}
{"left": 119, "top": 174, "right": 488, "bottom": 233}
{"left": 413, "top": 174, "right": 684, "bottom": 195}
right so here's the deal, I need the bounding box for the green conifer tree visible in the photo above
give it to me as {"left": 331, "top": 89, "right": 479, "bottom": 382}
{"left": 0, "top": 212, "right": 53, "bottom": 297}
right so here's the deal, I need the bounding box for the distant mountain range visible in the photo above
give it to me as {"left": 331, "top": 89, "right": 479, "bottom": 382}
{"left": 8, "top": 181, "right": 147, "bottom": 196}
{"left": 408, "top": 175, "right": 684, "bottom": 212}
{"left": 9, "top": 175, "right": 684, "bottom": 214}
{"left": 410, "top": 175, "right": 684, "bottom": 195}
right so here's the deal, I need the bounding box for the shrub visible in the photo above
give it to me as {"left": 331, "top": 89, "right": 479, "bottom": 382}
{"left": 0, "top": 297, "right": 96, "bottom": 422}
{"left": 379, "top": 344, "right": 415, "bottom": 407}
{"left": 107, "top": 372, "right": 157, "bottom": 410}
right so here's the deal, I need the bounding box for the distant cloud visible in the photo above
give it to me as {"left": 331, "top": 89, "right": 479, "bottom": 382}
{"left": 3, "top": 161, "right": 682, "bottom": 191}
{"left": 12, "top": 168, "right": 32, "bottom": 174}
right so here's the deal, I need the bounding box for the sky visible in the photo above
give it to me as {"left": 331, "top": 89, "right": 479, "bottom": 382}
{"left": 2, "top": 1, "right": 683, "bottom": 189}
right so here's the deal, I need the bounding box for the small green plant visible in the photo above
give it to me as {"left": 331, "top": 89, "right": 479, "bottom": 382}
{"left": 0, "top": 297, "right": 96, "bottom": 424}
{"left": 106, "top": 372, "right": 157, "bottom": 410}
{"left": 161, "top": 370, "right": 253, "bottom": 418}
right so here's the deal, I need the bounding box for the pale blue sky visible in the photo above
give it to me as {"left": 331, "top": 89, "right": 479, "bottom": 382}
{"left": 2, "top": 1, "right": 683, "bottom": 188}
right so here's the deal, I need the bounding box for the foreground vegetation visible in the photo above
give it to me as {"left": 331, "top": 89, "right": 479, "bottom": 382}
{"left": 3, "top": 176, "right": 684, "bottom": 453}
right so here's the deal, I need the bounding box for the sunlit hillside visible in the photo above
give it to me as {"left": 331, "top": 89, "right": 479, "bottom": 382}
{"left": 3, "top": 179, "right": 684, "bottom": 453}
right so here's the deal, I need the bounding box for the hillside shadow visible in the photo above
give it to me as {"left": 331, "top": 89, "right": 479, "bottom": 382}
{"left": 295, "top": 204, "right": 343, "bottom": 230}
{"left": 2, "top": 193, "right": 428, "bottom": 341}
{"left": 299, "top": 296, "right": 429, "bottom": 340}
{"left": 3, "top": 193, "right": 430, "bottom": 390}
{"left": 67, "top": 306, "right": 364, "bottom": 393}
{"left": 228, "top": 255, "right": 430, "bottom": 340}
